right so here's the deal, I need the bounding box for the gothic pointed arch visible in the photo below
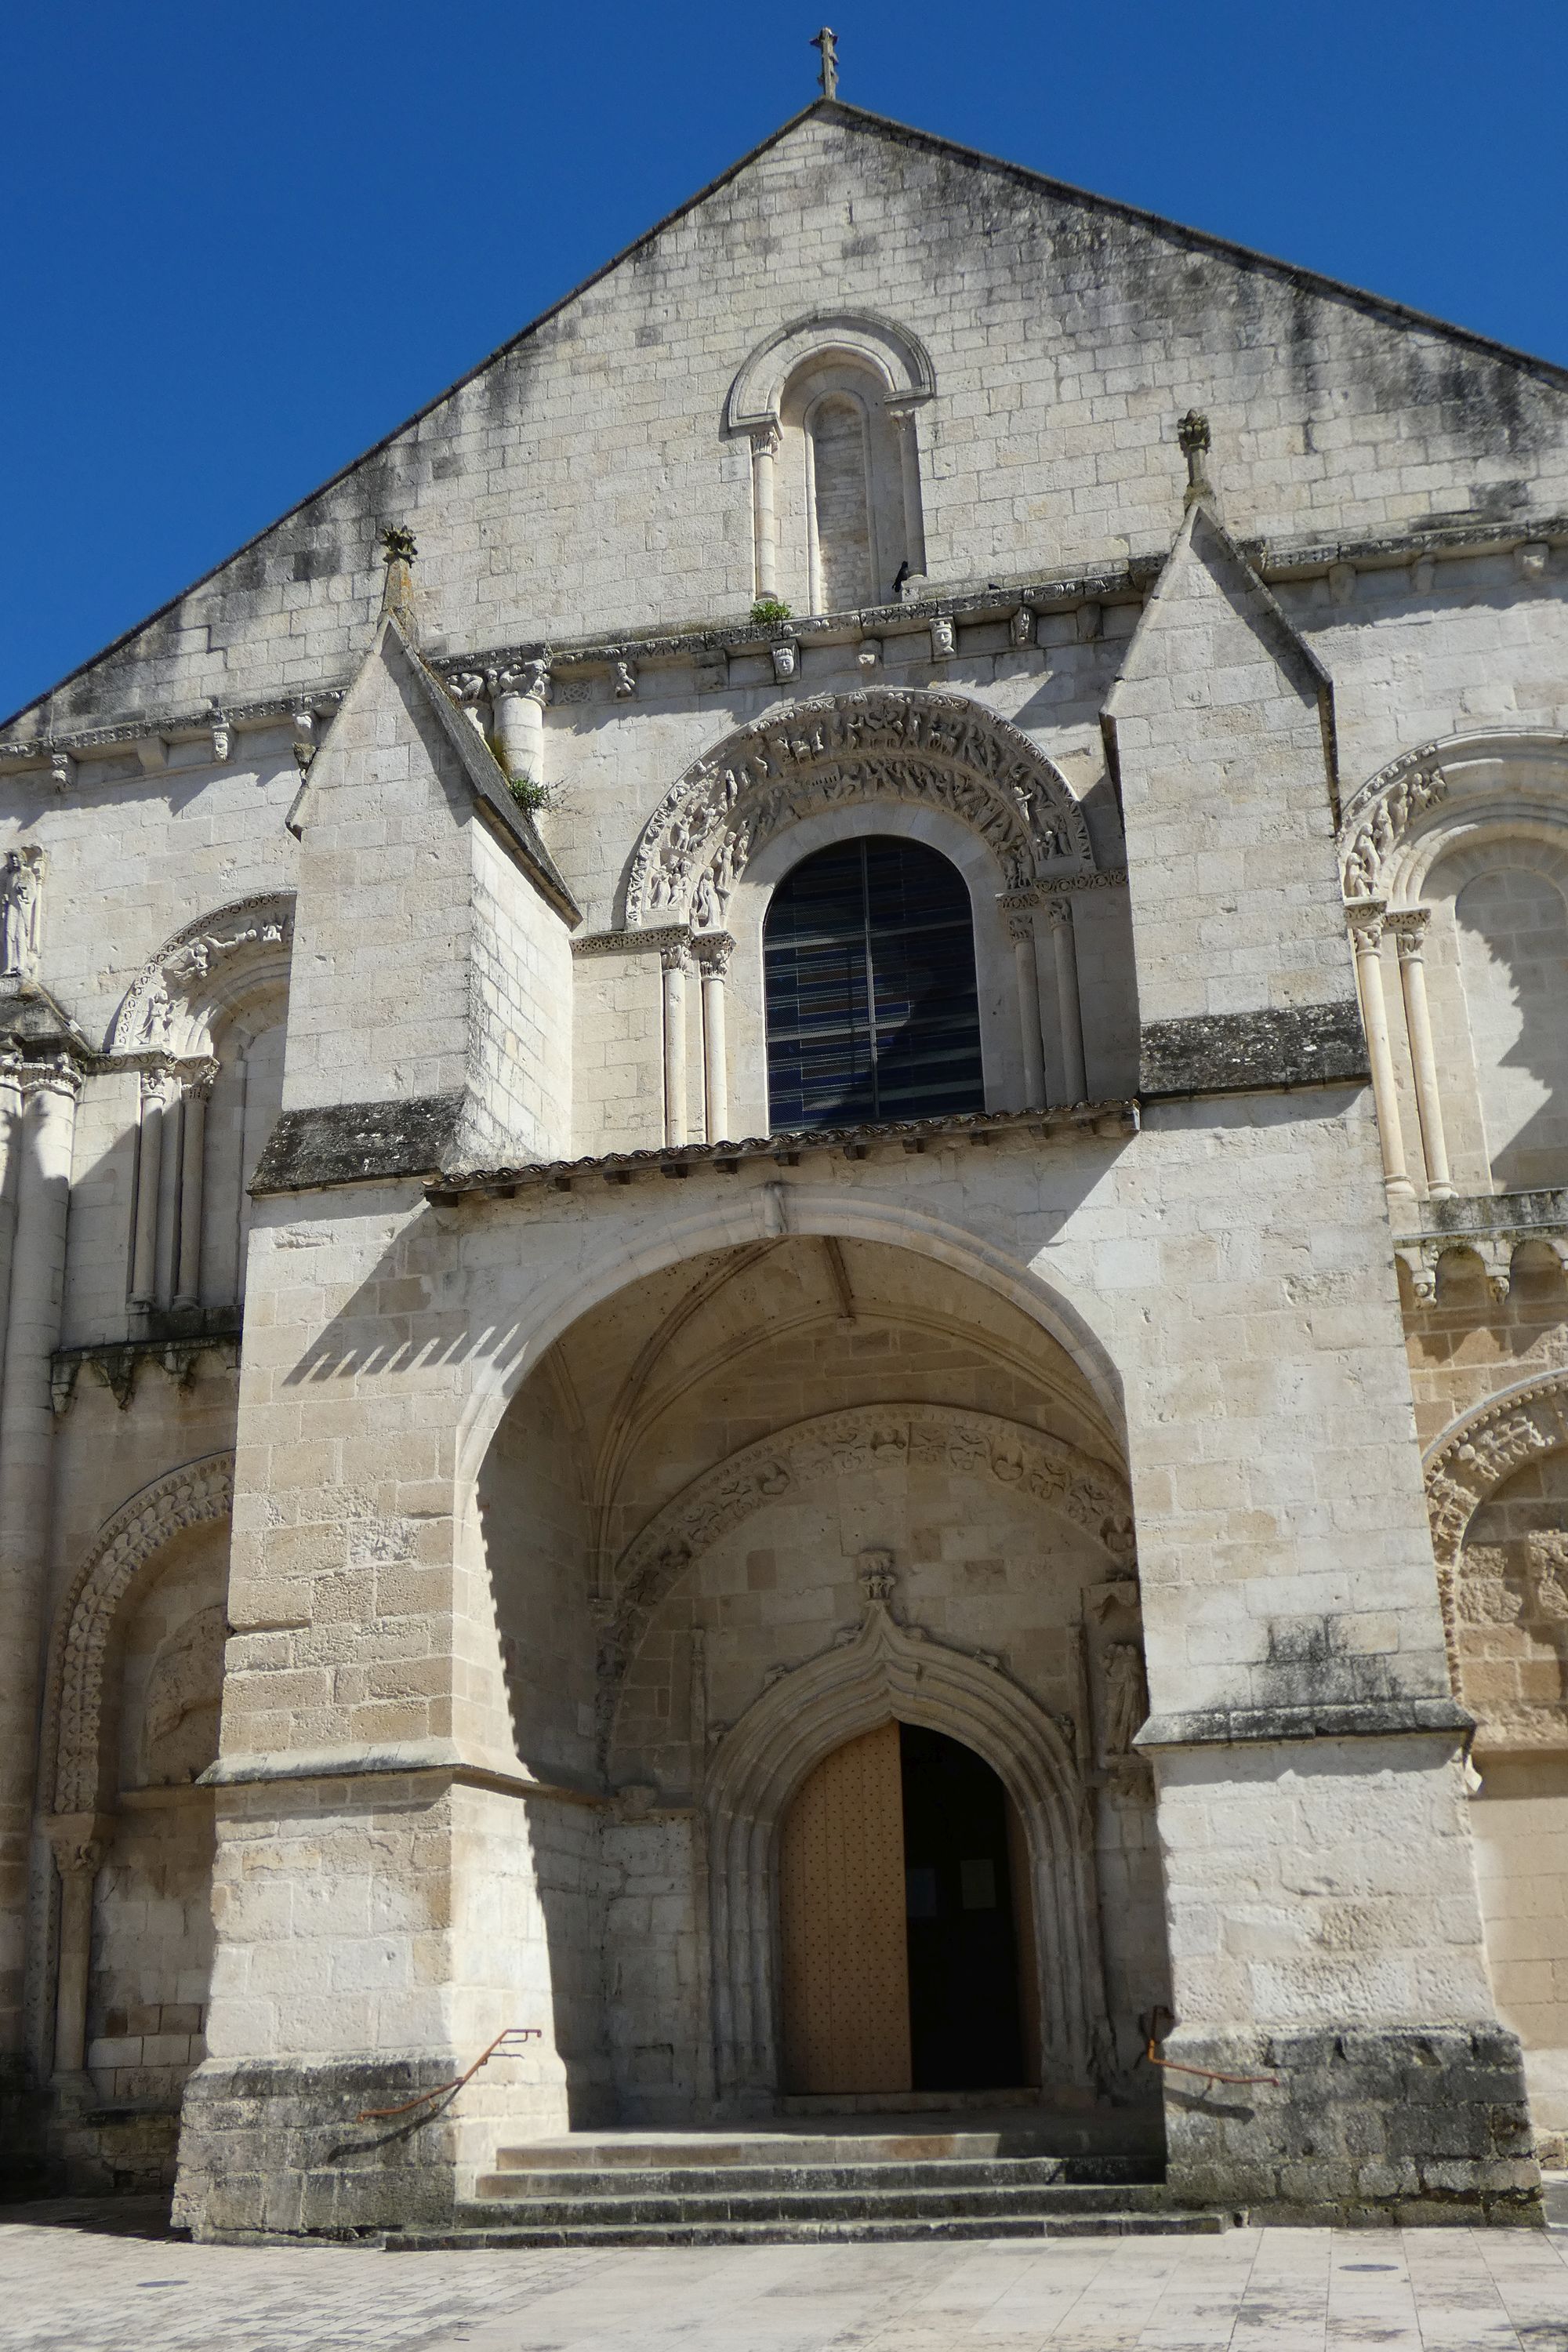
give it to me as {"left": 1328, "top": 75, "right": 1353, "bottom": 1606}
{"left": 599, "top": 1402, "right": 1134, "bottom": 1755}
{"left": 107, "top": 894, "right": 294, "bottom": 1056}
{"left": 703, "top": 1575, "right": 1107, "bottom": 2105}
{"left": 44, "top": 1454, "right": 234, "bottom": 1816}
{"left": 622, "top": 691, "right": 1094, "bottom": 927}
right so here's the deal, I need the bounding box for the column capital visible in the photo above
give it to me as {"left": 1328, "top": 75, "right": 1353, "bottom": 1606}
{"left": 138, "top": 1061, "right": 180, "bottom": 1109}
{"left": 1388, "top": 906, "right": 1432, "bottom": 959}
{"left": 691, "top": 931, "right": 735, "bottom": 978}
{"left": 1345, "top": 898, "right": 1389, "bottom": 949}
{"left": 22, "top": 1052, "right": 85, "bottom": 1105}
{"left": 1007, "top": 910, "right": 1037, "bottom": 945}
{"left": 45, "top": 1810, "right": 115, "bottom": 1877}
{"left": 660, "top": 940, "right": 694, "bottom": 975}
{"left": 749, "top": 420, "right": 781, "bottom": 461}
{"left": 1040, "top": 894, "right": 1074, "bottom": 931}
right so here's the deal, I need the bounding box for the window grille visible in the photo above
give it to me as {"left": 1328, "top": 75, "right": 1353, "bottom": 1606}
{"left": 764, "top": 838, "right": 985, "bottom": 1129}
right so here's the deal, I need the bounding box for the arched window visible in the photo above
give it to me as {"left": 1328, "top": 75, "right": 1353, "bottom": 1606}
{"left": 764, "top": 838, "right": 985, "bottom": 1130}
{"left": 806, "top": 392, "right": 876, "bottom": 613}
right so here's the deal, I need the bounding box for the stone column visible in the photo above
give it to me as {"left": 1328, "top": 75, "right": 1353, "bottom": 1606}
{"left": 749, "top": 424, "right": 781, "bottom": 602}
{"left": 693, "top": 936, "right": 733, "bottom": 1146}
{"left": 1006, "top": 903, "right": 1047, "bottom": 1112}
{"left": 0, "top": 1058, "right": 80, "bottom": 2059}
{"left": 887, "top": 401, "right": 927, "bottom": 579}
{"left": 1346, "top": 905, "right": 1415, "bottom": 1203}
{"left": 129, "top": 1067, "right": 175, "bottom": 1310}
{"left": 173, "top": 1066, "right": 213, "bottom": 1312}
{"left": 1043, "top": 897, "right": 1087, "bottom": 1103}
{"left": 45, "top": 1815, "right": 114, "bottom": 2078}
{"left": 492, "top": 661, "right": 550, "bottom": 786}
{"left": 1389, "top": 909, "right": 1454, "bottom": 1201}
{"left": 661, "top": 942, "right": 691, "bottom": 1149}
{"left": 0, "top": 1054, "right": 27, "bottom": 1396}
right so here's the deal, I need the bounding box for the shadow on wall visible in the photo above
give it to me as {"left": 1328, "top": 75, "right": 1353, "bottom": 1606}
{"left": 1455, "top": 866, "right": 1568, "bottom": 1192}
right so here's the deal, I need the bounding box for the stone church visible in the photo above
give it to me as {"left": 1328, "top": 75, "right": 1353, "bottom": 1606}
{"left": 2, "top": 82, "right": 1566, "bottom": 2241}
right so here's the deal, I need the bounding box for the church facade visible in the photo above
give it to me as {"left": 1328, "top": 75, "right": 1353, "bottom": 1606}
{"left": 2, "top": 96, "right": 1566, "bottom": 2237}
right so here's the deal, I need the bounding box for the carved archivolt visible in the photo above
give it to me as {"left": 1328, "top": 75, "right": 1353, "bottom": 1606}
{"left": 1424, "top": 1375, "right": 1568, "bottom": 1745}
{"left": 603, "top": 1404, "right": 1134, "bottom": 1729}
{"left": 107, "top": 893, "right": 293, "bottom": 1055}
{"left": 703, "top": 1578, "right": 1108, "bottom": 2101}
{"left": 1340, "top": 746, "right": 1448, "bottom": 901}
{"left": 623, "top": 691, "right": 1094, "bottom": 927}
{"left": 1340, "top": 728, "right": 1568, "bottom": 904}
{"left": 48, "top": 1454, "right": 234, "bottom": 1816}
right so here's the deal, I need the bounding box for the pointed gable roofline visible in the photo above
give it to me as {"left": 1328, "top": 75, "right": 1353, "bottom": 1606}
{"left": 10, "top": 96, "right": 1568, "bottom": 732}
{"left": 289, "top": 614, "right": 581, "bottom": 928}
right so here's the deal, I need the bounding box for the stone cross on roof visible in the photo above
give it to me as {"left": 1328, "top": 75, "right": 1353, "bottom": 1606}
{"left": 811, "top": 27, "right": 839, "bottom": 99}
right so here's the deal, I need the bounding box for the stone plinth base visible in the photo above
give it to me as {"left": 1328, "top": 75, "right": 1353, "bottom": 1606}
{"left": 172, "top": 2057, "right": 474, "bottom": 2241}
{"left": 1163, "top": 2024, "right": 1542, "bottom": 2223}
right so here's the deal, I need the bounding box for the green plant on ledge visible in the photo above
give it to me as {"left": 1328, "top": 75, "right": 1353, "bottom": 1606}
{"left": 505, "top": 771, "right": 552, "bottom": 815}
{"left": 750, "top": 598, "right": 793, "bottom": 626}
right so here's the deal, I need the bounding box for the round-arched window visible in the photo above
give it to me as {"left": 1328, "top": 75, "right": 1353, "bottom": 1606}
{"left": 763, "top": 838, "right": 985, "bottom": 1130}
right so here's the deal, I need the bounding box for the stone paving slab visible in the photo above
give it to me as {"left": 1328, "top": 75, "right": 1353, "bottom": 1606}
{"left": 0, "top": 2210, "right": 1564, "bottom": 2350}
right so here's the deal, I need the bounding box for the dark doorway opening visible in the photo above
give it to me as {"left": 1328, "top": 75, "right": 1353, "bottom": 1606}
{"left": 899, "top": 1724, "right": 1025, "bottom": 2092}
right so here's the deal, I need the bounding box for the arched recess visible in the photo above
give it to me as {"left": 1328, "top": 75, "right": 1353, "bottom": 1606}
{"left": 704, "top": 1579, "right": 1106, "bottom": 2108}
{"left": 1425, "top": 1372, "right": 1568, "bottom": 1722}
{"left": 727, "top": 313, "right": 935, "bottom": 611}
{"left": 1340, "top": 734, "right": 1568, "bottom": 1205}
{"left": 45, "top": 1453, "right": 235, "bottom": 1817}
{"left": 107, "top": 898, "right": 293, "bottom": 1316}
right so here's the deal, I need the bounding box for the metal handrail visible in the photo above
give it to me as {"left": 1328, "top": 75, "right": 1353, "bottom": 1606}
{"left": 1142, "top": 2006, "right": 1282, "bottom": 2090}
{"left": 356, "top": 2025, "right": 542, "bottom": 2121}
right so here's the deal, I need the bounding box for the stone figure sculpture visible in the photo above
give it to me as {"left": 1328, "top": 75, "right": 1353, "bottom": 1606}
{"left": 0, "top": 845, "right": 45, "bottom": 979}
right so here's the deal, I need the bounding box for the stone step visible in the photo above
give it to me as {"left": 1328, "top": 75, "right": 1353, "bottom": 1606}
{"left": 390, "top": 2209, "right": 1229, "bottom": 2252}
{"left": 461, "top": 2179, "right": 1180, "bottom": 2230}
{"left": 477, "top": 2155, "right": 1162, "bottom": 2201}
{"left": 488, "top": 2122, "right": 1158, "bottom": 2172}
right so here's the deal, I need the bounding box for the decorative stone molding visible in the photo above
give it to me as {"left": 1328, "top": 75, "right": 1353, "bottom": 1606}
{"left": 1396, "top": 1189, "right": 1568, "bottom": 1305}
{"left": 724, "top": 310, "right": 936, "bottom": 440}
{"left": 107, "top": 893, "right": 293, "bottom": 1056}
{"left": 624, "top": 690, "right": 1093, "bottom": 927}
{"left": 46, "top": 1453, "right": 234, "bottom": 1817}
{"left": 1424, "top": 1373, "right": 1568, "bottom": 1741}
{"left": 601, "top": 1403, "right": 1133, "bottom": 1753}
{"left": 702, "top": 1566, "right": 1109, "bottom": 2101}
{"left": 1341, "top": 753, "right": 1448, "bottom": 899}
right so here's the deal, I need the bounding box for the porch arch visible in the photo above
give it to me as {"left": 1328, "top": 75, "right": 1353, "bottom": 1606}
{"left": 704, "top": 1584, "right": 1106, "bottom": 2109}
{"left": 454, "top": 1187, "right": 1129, "bottom": 1492}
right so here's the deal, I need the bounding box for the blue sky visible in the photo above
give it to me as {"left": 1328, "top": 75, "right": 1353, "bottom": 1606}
{"left": 5, "top": 0, "right": 1566, "bottom": 723}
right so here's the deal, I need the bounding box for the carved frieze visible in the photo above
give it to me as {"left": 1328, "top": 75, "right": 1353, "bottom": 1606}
{"left": 623, "top": 689, "right": 1094, "bottom": 927}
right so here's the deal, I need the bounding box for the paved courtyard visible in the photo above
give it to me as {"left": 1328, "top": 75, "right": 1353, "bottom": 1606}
{"left": 0, "top": 2209, "right": 1565, "bottom": 2351}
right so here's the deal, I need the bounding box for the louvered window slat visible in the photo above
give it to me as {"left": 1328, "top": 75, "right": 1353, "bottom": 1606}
{"left": 764, "top": 839, "right": 985, "bottom": 1130}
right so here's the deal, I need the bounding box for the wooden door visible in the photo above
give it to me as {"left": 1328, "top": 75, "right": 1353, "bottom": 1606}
{"left": 778, "top": 1719, "right": 912, "bottom": 2094}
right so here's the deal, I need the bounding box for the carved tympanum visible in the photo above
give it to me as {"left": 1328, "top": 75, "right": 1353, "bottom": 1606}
{"left": 624, "top": 691, "right": 1093, "bottom": 927}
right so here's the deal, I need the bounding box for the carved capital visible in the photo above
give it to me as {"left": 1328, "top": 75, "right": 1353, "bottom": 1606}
{"left": 1040, "top": 895, "right": 1073, "bottom": 931}
{"left": 1388, "top": 907, "right": 1432, "bottom": 960}
{"left": 659, "top": 941, "right": 693, "bottom": 975}
{"left": 1345, "top": 900, "right": 1388, "bottom": 952}
{"left": 1007, "top": 911, "right": 1036, "bottom": 944}
{"left": 691, "top": 932, "right": 735, "bottom": 978}
{"left": 749, "top": 422, "right": 781, "bottom": 462}
{"left": 45, "top": 1812, "right": 115, "bottom": 1878}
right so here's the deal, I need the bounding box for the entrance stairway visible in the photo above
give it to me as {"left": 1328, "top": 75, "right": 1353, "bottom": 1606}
{"left": 390, "top": 2109, "right": 1229, "bottom": 2249}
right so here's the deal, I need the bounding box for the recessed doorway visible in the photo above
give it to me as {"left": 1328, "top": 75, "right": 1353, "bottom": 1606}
{"left": 778, "top": 1719, "right": 1033, "bottom": 2097}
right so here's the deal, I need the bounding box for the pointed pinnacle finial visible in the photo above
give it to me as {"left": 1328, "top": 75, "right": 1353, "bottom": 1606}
{"left": 1177, "top": 411, "right": 1214, "bottom": 512}
{"left": 812, "top": 27, "right": 839, "bottom": 99}
{"left": 380, "top": 525, "right": 417, "bottom": 628}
